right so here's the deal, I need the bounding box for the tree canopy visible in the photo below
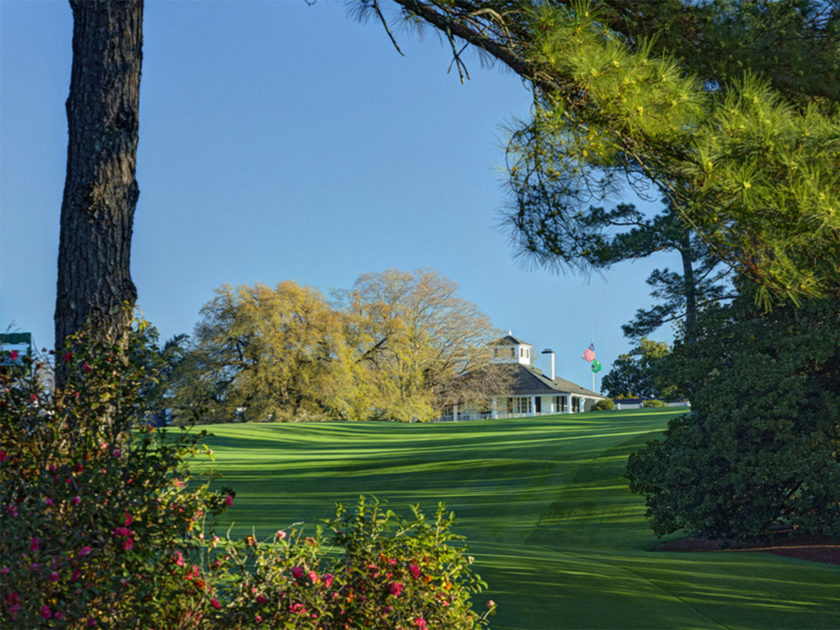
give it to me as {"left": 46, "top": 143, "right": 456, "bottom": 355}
{"left": 367, "top": 0, "right": 840, "bottom": 304}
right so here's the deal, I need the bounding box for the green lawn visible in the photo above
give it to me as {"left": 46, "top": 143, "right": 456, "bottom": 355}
{"left": 193, "top": 409, "right": 840, "bottom": 629}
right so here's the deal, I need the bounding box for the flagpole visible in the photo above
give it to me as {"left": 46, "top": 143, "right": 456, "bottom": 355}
{"left": 591, "top": 338, "right": 595, "bottom": 392}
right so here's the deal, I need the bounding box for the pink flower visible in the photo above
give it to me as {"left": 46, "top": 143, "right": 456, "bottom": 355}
{"left": 71, "top": 495, "right": 81, "bottom": 506}
{"left": 122, "top": 538, "right": 134, "bottom": 551}
{"left": 41, "top": 604, "right": 52, "bottom": 620}
{"left": 324, "top": 573, "right": 334, "bottom": 588}
{"left": 224, "top": 494, "right": 234, "bottom": 507}
{"left": 124, "top": 513, "right": 133, "bottom": 526}
{"left": 210, "top": 598, "right": 221, "bottom": 610}
{"left": 9, "top": 350, "right": 18, "bottom": 361}
{"left": 413, "top": 617, "right": 427, "bottom": 629}
{"left": 256, "top": 595, "right": 267, "bottom": 604}
{"left": 71, "top": 570, "right": 81, "bottom": 581}
{"left": 45, "top": 498, "right": 53, "bottom": 507}
{"left": 486, "top": 599, "right": 496, "bottom": 608}
{"left": 1, "top": 567, "right": 8, "bottom": 575}
{"left": 409, "top": 564, "right": 421, "bottom": 579}
{"left": 49, "top": 571, "right": 60, "bottom": 582}
{"left": 308, "top": 570, "right": 318, "bottom": 583}
{"left": 0, "top": 450, "right": 6, "bottom": 462}
{"left": 389, "top": 582, "right": 404, "bottom": 597}
{"left": 79, "top": 546, "right": 92, "bottom": 557}
{"left": 81, "top": 363, "right": 91, "bottom": 373}
{"left": 29, "top": 537, "right": 39, "bottom": 552}
{"left": 275, "top": 530, "right": 286, "bottom": 540}
{"left": 291, "top": 566, "right": 304, "bottom": 579}
{"left": 87, "top": 618, "right": 97, "bottom": 627}
{"left": 173, "top": 551, "right": 185, "bottom": 567}
{"left": 114, "top": 526, "right": 131, "bottom": 537}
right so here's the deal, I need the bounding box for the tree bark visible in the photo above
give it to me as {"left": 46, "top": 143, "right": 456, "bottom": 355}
{"left": 55, "top": 0, "right": 143, "bottom": 386}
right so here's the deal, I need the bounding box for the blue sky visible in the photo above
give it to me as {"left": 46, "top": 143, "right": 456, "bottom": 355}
{"left": 1, "top": 0, "right": 676, "bottom": 390}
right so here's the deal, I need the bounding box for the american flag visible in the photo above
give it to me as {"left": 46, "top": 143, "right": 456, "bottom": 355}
{"left": 582, "top": 343, "right": 595, "bottom": 363}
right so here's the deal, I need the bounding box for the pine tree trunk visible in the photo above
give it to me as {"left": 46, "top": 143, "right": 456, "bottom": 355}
{"left": 55, "top": 0, "right": 143, "bottom": 387}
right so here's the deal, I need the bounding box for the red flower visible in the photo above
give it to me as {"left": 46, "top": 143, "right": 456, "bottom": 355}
{"left": 87, "top": 618, "right": 97, "bottom": 628}
{"left": 81, "top": 363, "right": 92, "bottom": 373}
{"left": 124, "top": 512, "right": 133, "bottom": 526}
{"left": 0, "top": 450, "right": 6, "bottom": 462}
{"left": 291, "top": 566, "right": 304, "bottom": 579}
{"left": 122, "top": 538, "right": 134, "bottom": 551}
{"left": 389, "top": 582, "right": 404, "bottom": 597}
{"left": 62, "top": 351, "right": 73, "bottom": 363}
{"left": 79, "top": 546, "right": 92, "bottom": 557}
{"left": 210, "top": 598, "right": 221, "bottom": 610}
{"left": 29, "top": 537, "right": 39, "bottom": 552}
{"left": 71, "top": 496, "right": 81, "bottom": 506}
{"left": 413, "top": 617, "right": 427, "bottom": 629}
{"left": 224, "top": 494, "right": 234, "bottom": 507}
{"left": 41, "top": 605, "right": 52, "bottom": 620}
{"left": 8, "top": 350, "right": 18, "bottom": 361}
{"left": 409, "top": 564, "right": 421, "bottom": 579}
{"left": 49, "top": 571, "right": 60, "bottom": 582}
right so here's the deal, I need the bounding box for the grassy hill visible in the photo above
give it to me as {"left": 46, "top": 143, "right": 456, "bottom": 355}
{"left": 194, "top": 409, "right": 840, "bottom": 629}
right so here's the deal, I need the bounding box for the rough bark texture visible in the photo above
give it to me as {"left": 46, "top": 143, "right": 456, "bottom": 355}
{"left": 55, "top": 0, "right": 143, "bottom": 386}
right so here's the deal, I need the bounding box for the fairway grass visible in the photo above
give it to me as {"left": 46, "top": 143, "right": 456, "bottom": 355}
{"left": 194, "top": 409, "right": 840, "bottom": 629}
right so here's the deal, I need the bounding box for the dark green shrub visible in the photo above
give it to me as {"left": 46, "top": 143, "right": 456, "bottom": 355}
{"left": 641, "top": 399, "right": 665, "bottom": 408}
{"left": 626, "top": 295, "right": 840, "bottom": 540}
{"left": 592, "top": 399, "right": 615, "bottom": 411}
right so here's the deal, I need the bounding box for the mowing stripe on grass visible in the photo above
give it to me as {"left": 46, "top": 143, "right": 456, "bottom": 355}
{"left": 194, "top": 409, "right": 840, "bottom": 629}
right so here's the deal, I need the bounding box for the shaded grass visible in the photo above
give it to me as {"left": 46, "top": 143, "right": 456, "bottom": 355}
{"left": 193, "top": 409, "right": 840, "bottom": 629}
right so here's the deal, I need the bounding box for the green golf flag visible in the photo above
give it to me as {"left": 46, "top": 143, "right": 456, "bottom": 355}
{"left": 590, "top": 360, "right": 602, "bottom": 373}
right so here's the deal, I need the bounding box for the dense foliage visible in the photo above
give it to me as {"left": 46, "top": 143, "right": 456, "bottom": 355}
{"left": 0, "top": 323, "right": 231, "bottom": 627}
{"left": 626, "top": 294, "right": 840, "bottom": 540}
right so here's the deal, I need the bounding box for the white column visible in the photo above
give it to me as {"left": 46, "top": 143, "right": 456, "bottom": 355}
{"left": 566, "top": 395, "right": 572, "bottom": 414}
{"left": 453, "top": 403, "right": 458, "bottom": 422}
{"left": 530, "top": 395, "right": 536, "bottom": 416}
{"left": 491, "top": 398, "right": 497, "bottom": 420}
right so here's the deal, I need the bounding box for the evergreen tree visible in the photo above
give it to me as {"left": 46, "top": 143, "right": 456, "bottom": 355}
{"left": 368, "top": 0, "right": 840, "bottom": 302}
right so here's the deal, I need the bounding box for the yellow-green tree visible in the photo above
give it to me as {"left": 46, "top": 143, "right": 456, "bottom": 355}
{"left": 341, "top": 269, "right": 507, "bottom": 421}
{"left": 173, "top": 282, "right": 361, "bottom": 423}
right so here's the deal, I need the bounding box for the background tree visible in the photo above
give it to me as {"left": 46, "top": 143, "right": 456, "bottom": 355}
{"left": 173, "top": 282, "right": 359, "bottom": 423}
{"left": 55, "top": 0, "right": 143, "bottom": 386}
{"left": 340, "top": 268, "right": 505, "bottom": 422}
{"left": 601, "top": 338, "right": 680, "bottom": 400}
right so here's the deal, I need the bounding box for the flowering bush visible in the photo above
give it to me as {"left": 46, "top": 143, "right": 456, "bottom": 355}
{"left": 210, "top": 496, "right": 494, "bottom": 629}
{"left": 1, "top": 323, "right": 495, "bottom": 628}
{"left": 0, "top": 324, "right": 232, "bottom": 628}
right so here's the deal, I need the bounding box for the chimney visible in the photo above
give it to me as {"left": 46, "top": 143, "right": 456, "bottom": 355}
{"left": 541, "top": 348, "right": 555, "bottom": 380}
